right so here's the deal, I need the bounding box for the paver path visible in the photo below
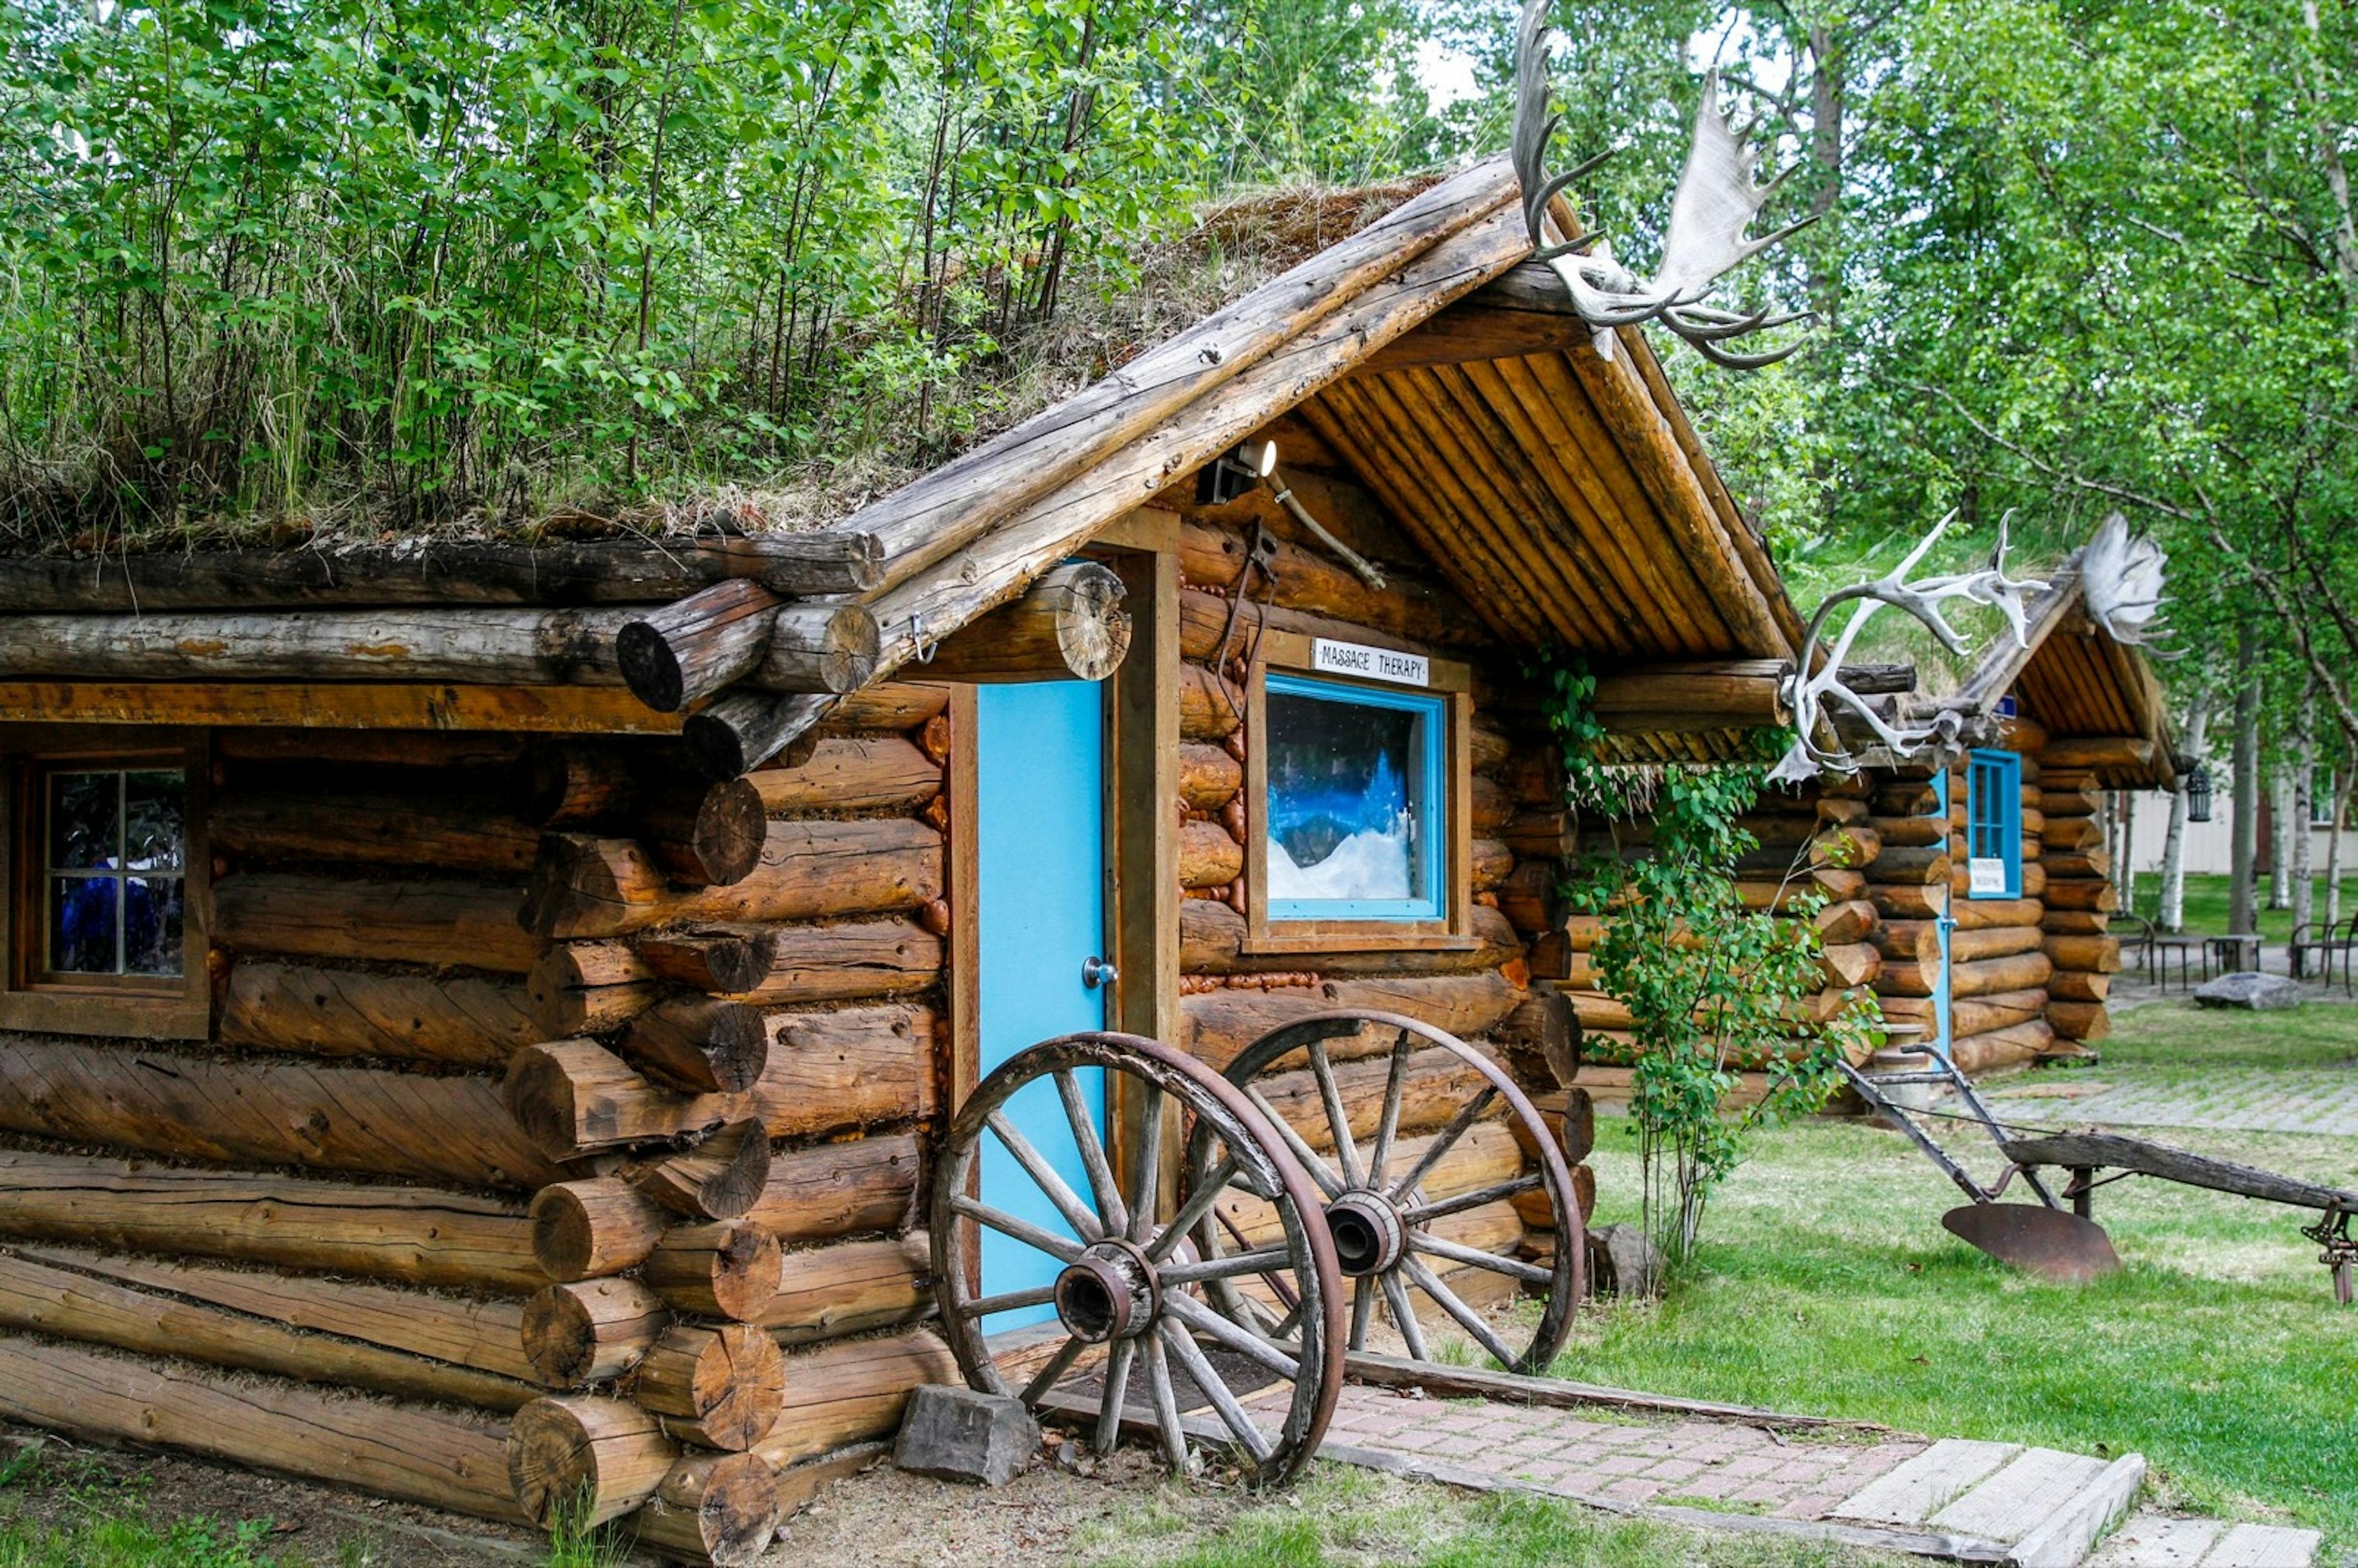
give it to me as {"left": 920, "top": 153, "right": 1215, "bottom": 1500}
{"left": 1983, "top": 1070, "right": 2358, "bottom": 1138}
{"left": 1297, "top": 1383, "right": 1926, "bottom": 1518}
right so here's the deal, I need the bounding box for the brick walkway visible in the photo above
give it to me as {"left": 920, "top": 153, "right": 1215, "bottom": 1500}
{"left": 1984, "top": 1069, "right": 2358, "bottom": 1138}
{"left": 1249, "top": 1381, "right": 1927, "bottom": 1520}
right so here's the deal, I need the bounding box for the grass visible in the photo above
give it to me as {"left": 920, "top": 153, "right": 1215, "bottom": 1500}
{"left": 2128, "top": 871, "right": 2351, "bottom": 942}
{"left": 1546, "top": 999, "right": 2358, "bottom": 1550}
{"left": 1083, "top": 1464, "right": 1908, "bottom": 1567}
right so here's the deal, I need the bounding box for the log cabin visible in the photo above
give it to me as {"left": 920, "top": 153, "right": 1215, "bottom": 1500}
{"left": 0, "top": 153, "right": 2155, "bottom": 1556}
{"left": 0, "top": 155, "right": 1823, "bottom": 1556}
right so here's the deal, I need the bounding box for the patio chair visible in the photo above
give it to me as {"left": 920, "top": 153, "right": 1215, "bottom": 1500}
{"left": 2108, "top": 912, "right": 2158, "bottom": 984}
{"left": 2287, "top": 910, "right": 2358, "bottom": 995}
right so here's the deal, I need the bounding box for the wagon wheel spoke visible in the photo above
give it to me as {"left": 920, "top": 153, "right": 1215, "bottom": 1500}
{"left": 1386, "top": 1086, "right": 1496, "bottom": 1199}
{"left": 1143, "top": 1329, "right": 1193, "bottom": 1473}
{"left": 951, "top": 1195, "right": 1086, "bottom": 1263}
{"left": 1159, "top": 1246, "right": 1294, "bottom": 1285}
{"left": 1401, "top": 1253, "right": 1519, "bottom": 1370}
{"left": 1380, "top": 1268, "right": 1429, "bottom": 1359}
{"left": 1409, "top": 1231, "right": 1554, "bottom": 1285}
{"left": 1215, "top": 1206, "right": 1299, "bottom": 1314}
{"left": 957, "top": 1283, "right": 1058, "bottom": 1319}
{"left": 1161, "top": 1319, "right": 1275, "bottom": 1464}
{"left": 1129, "top": 1081, "right": 1166, "bottom": 1245}
{"left": 1244, "top": 1085, "right": 1345, "bottom": 1198}
{"left": 1057, "top": 1069, "right": 1130, "bottom": 1236}
{"left": 1095, "top": 1337, "right": 1136, "bottom": 1456}
{"left": 1398, "top": 1174, "right": 1542, "bottom": 1227}
{"left": 984, "top": 1110, "right": 1103, "bottom": 1243}
{"left": 1164, "top": 1290, "right": 1302, "bottom": 1380}
{"left": 1307, "top": 1039, "right": 1364, "bottom": 1189}
{"left": 1366, "top": 1029, "right": 1415, "bottom": 1188}
{"left": 1146, "top": 1154, "right": 1236, "bottom": 1263}
{"left": 1348, "top": 1276, "right": 1376, "bottom": 1352}
{"left": 1020, "top": 1334, "right": 1088, "bottom": 1405}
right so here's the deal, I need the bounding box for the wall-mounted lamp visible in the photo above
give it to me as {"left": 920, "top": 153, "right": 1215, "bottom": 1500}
{"left": 2184, "top": 761, "right": 2213, "bottom": 823}
{"left": 1196, "top": 440, "right": 1278, "bottom": 507}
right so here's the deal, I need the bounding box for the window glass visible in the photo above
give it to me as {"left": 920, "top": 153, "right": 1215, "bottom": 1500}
{"left": 44, "top": 768, "right": 187, "bottom": 977}
{"left": 1965, "top": 751, "right": 2020, "bottom": 899}
{"left": 1264, "top": 675, "right": 1444, "bottom": 920}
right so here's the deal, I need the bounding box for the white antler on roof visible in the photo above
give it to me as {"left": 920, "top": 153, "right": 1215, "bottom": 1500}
{"left": 1769, "top": 511, "right": 2051, "bottom": 783}
{"left": 1511, "top": 0, "right": 1813, "bottom": 368}
{"left": 2081, "top": 511, "right": 2168, "bottom": 646}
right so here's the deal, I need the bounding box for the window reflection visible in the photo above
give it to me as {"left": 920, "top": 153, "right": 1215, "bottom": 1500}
{"left": 43, "top": 768, "right": 187, "bottom": 977}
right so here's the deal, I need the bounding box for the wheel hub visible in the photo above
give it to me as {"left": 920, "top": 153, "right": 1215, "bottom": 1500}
{"left": 1325, "top": 1190, "right": 1407, "bottom": 1277}
{"left": 1054, "top": 1238, "right": 1160, "bottom": 1341}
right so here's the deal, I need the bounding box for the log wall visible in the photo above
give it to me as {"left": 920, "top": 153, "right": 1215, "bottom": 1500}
{"left": 0, "top": 693, "right": 959, "bottom": 1562}
{"left": 1170, "top": 448, "right": 1571, "bottom": 1304}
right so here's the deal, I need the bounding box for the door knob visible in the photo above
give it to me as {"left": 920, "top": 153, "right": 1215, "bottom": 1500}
{"left": 1082, "top": 956, "right": 1118, "bottom": 989}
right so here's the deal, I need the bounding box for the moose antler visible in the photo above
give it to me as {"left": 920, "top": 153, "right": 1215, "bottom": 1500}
{"left": 2081, "top": 511, "right": 2169, "bottom": 647}
{"left": 1512, "top": 0, "right": 1815, "bottom": 368}
{"left": 1769, "top": 511, "right": 2052, "bottom": 783}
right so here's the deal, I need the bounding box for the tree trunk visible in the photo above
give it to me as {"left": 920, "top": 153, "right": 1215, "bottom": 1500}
{"left": 2160, "top": 700, "right": 2210, "bottom": 931}
{"left": 2293, "top": 695, "right": 2317, "bottom": 941}
{"left": 2231, "top": 621, "right": 2261, "bottom": 937}
{"left": 2330, "top": 769, "right": 2353, "bottom": 925}
{"left": 2271, "top": 767, "right": 2295, "bottom": 909}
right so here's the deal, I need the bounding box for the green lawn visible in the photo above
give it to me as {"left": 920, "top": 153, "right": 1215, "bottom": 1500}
{"left": 2128, "top": 871, "right": 2351, "bottom": 942}
{"left": 1545, "top": 1000, "right": 2358, "bottom": 1548}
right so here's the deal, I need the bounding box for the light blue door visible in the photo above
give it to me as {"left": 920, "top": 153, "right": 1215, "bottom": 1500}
{"left": 975, "top": 681, "right": 1108, "bottom": 1330}
{"left": 1932, "top": 772, "right": 1955, "bottom": 1055}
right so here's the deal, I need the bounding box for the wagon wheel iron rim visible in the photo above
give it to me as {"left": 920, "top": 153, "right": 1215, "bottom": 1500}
{"left": 929, "top": 1031, "right": 1345, "bottom": 1486}
{"left": 1190, "top": 1010, "right": 1584, "bottom": 1376}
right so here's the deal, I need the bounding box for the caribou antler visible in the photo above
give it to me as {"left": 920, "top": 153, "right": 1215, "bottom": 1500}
{"left": 1769, "top": 511, "right": 2052, "bottom": 783}
{"left": 2081, "top": 511, "right": 2169, "bottom": 647}
{"left": 1512, "top": 0, "right": 1815, "bottom": 368}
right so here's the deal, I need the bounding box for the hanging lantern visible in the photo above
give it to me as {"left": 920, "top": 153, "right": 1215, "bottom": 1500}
{"left": 2185, "top": 762, "right": 2214, "bottom": 823}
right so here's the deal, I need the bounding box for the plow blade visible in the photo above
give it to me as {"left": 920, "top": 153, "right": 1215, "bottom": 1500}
{"left": 1942, "top": 1203, "right": 2122, "bottom": 1283}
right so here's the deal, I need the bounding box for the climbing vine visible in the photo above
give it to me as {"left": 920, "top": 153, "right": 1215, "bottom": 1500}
{"left": 1541, "top": 659, "right": 1876, "bottom": 1268}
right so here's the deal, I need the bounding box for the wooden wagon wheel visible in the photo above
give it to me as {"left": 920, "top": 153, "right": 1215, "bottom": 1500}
{"left": 930, "top": 1032, "right": 1344, "bottom": 1485}
{"left": 1190, "top": 1010, "right": 1584, "bottom": 1376}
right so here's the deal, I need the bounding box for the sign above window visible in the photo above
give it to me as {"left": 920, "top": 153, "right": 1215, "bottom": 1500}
{"left": 1310, "top": 638, "right": 1429, "bottom": 689}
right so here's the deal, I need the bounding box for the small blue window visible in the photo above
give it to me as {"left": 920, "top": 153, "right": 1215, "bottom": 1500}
{"left": 1264, "top": 672, "right": 1447, "bottom": 923}
{"left": 1966, "top": 750, "right": 2022, "bottom": 899}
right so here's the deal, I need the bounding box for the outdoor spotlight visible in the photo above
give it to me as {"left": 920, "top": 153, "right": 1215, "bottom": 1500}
{"left": 2184, "top": 761, "right": 2213, "bottom": 823}
{"left": 1196, "top": 439, "right": 1279, "bottom": 506}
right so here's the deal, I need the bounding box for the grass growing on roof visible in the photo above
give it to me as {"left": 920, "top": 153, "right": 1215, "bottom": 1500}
{"left": 1544, "top": 999, "right": 2358, "bottom": 1548}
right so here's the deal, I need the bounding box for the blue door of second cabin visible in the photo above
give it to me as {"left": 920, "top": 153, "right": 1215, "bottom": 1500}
{"left": 975, "top": 681, "right": 1108, "bottom": 1330}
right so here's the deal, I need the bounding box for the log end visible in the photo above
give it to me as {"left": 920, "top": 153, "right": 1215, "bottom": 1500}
{"left": 636, "top": 1451, "right": 782, "bottom": 1567}
{"left": 618, "top": 621, "right": 690, "bottom": 713}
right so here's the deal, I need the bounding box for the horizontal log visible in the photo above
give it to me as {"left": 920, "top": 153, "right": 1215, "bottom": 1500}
{"left": 647, "top": 1221, "right": 784, "bottom": 1322}
{"left": 822, "top": 681, "right": 952, "bottom": 734}
{"left": 0, "top": 606, "right": 633, "bottom": 685}
{"left": 623, "top": 1119, "right": 773, "bottom": 1221}
{"left": 0, "top": 534, "right": 885, "bottom": 610}
{"left": 1953, "top": 897, "right": 2044, "bottom": 931}
{"left": 2047, "top": 1000, "right": 2111, "bottom": 1042}
{"left": 2040, "top": 877, "right": 2119, "bottom": 913}
{"left": 1819, "top": 942, "right": 1880, "bottom": 990}
{"left": 639, "top": 777, "right": 769, "bottom": 887}
{"left": 760, "top": 1233, "right": 935, "bottom": 1345}
{"left": 618, "top": 580, "right": 782, "bottom": 711}
{"left": 753, "top": 1329, "right": 962, "bottom": 1470}
{"left": 1181, "top": 900, "right": 1522, "bottom": 977}
{"left": 2045, "top": 934, "right": 2123, "bottom": 973}
{"left": 632, "top": 1322, "right": 786, "bottom": 1451}
{"left": 750, "top": 735, "right": 941, "bottom": 816}
{"left": 1587, "top": 659, "right": 1792, "bottom": 732}
{"left": 2048, "top": 969, "right": 2111, "bottom": 1003}
{"left": 1874, "top": 949, "right": 2054, "bottom": 1000}
{"left": 2039, "top": 736, "right": 2157, "bottom": 772}
{"left": 2045, "top": 851, "right": 2114, "bottom": 881}
{"left": 522, "top": 818, "right": 943, "bottom": 940}
{"left": 1874, "top": 921, "right": 1941, "bottom": 968}
{"left": 922, "top": 561, "right": 1131, "bottom": 682}
{"left": 1179, "top": 743, "right": 1243, "bottom": 811}
{"left": 508, "top": 1394, "right": 675, "bottom": 1528}
{"left": 212, "top": 790, "right": 541, "bottom": 874}
{"left": 214, "top": 872, "right": 539, "bottom": 973}
{"left": 220, "top": 962, "right": 537, "bottom": 1069}
{"left": 527, "top": 942, "right": 661, "bottom": 1036}
{"left": 1247, "top": 1042, "right": 1503, "bottom": 1151}
{"left": 523, "top": 1276, "right": 671, "bottom": 1386}
{"left": 1864, "top": 845, "right": 1950, "bottom": 883}
{"left": 532, "top": 1177, "right": 672, "bottom": 1282}
{"left": 1953, "top": 925, "right": 2049, "bottom": 963}
{"left": 2041, "top": 909, "right": 2111, "bottom": 936}
{"left": 0, "top": 1334, "right": 524, "bottom": 1521}
{"left": 1180, "top": 662, "right": 1246, "bottom": 741}
{"left": 1179, "top": 818, "right": 1245, "bottom": 890}
{"left": 0, "top": 1150, "right": 537, "bottom": 1291}
{"left": 748, "top": 1133, "right": 922, "bottom": 1244}
{"left": 0, "top": 1248, "right": 539, "bottom": 1412}
{"left": 617, "top": 998, "right": 772, "bottom": 1095}
{"left": 2040, "top": 784, "right": 2104, "bottom": 818}
{"left": 1492, "top": 985, "right": 1577, "bottom": 1090}
{"left": 0, "top": 680, "right": 685, "bottom": 735}
{"left": 1183, "top": 971, "right": 1526, "bottom": 1072}
{"left": 0, "top": 1039, "right": 562, "bottom": 1190}
{"left": 1871, "top": 782, "right": 1941, "bottom": 817}
{"left": 1868, "top": 815, "right": 1947, "bottom": 849}
{"left": 1176, "top": 521, "right": 1491, "bottom": 650}
{"left": 1948, "top": 1019, "right": 2058, "bottom": 1076}
{"left": 634, "top": 1450, "right": 781, "bottom": 1568}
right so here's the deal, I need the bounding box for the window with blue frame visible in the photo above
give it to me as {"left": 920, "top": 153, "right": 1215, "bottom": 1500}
{"left": 1262, "top": 673, "right": 1447, "bottom": 923}
{"left": 1966, "top": 750, "right": 2022, "bottom": 899}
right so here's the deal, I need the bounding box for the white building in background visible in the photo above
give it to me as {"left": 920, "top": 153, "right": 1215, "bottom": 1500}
{"left": 2123, "top": 780, "right": 2358, "bottom": 879}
